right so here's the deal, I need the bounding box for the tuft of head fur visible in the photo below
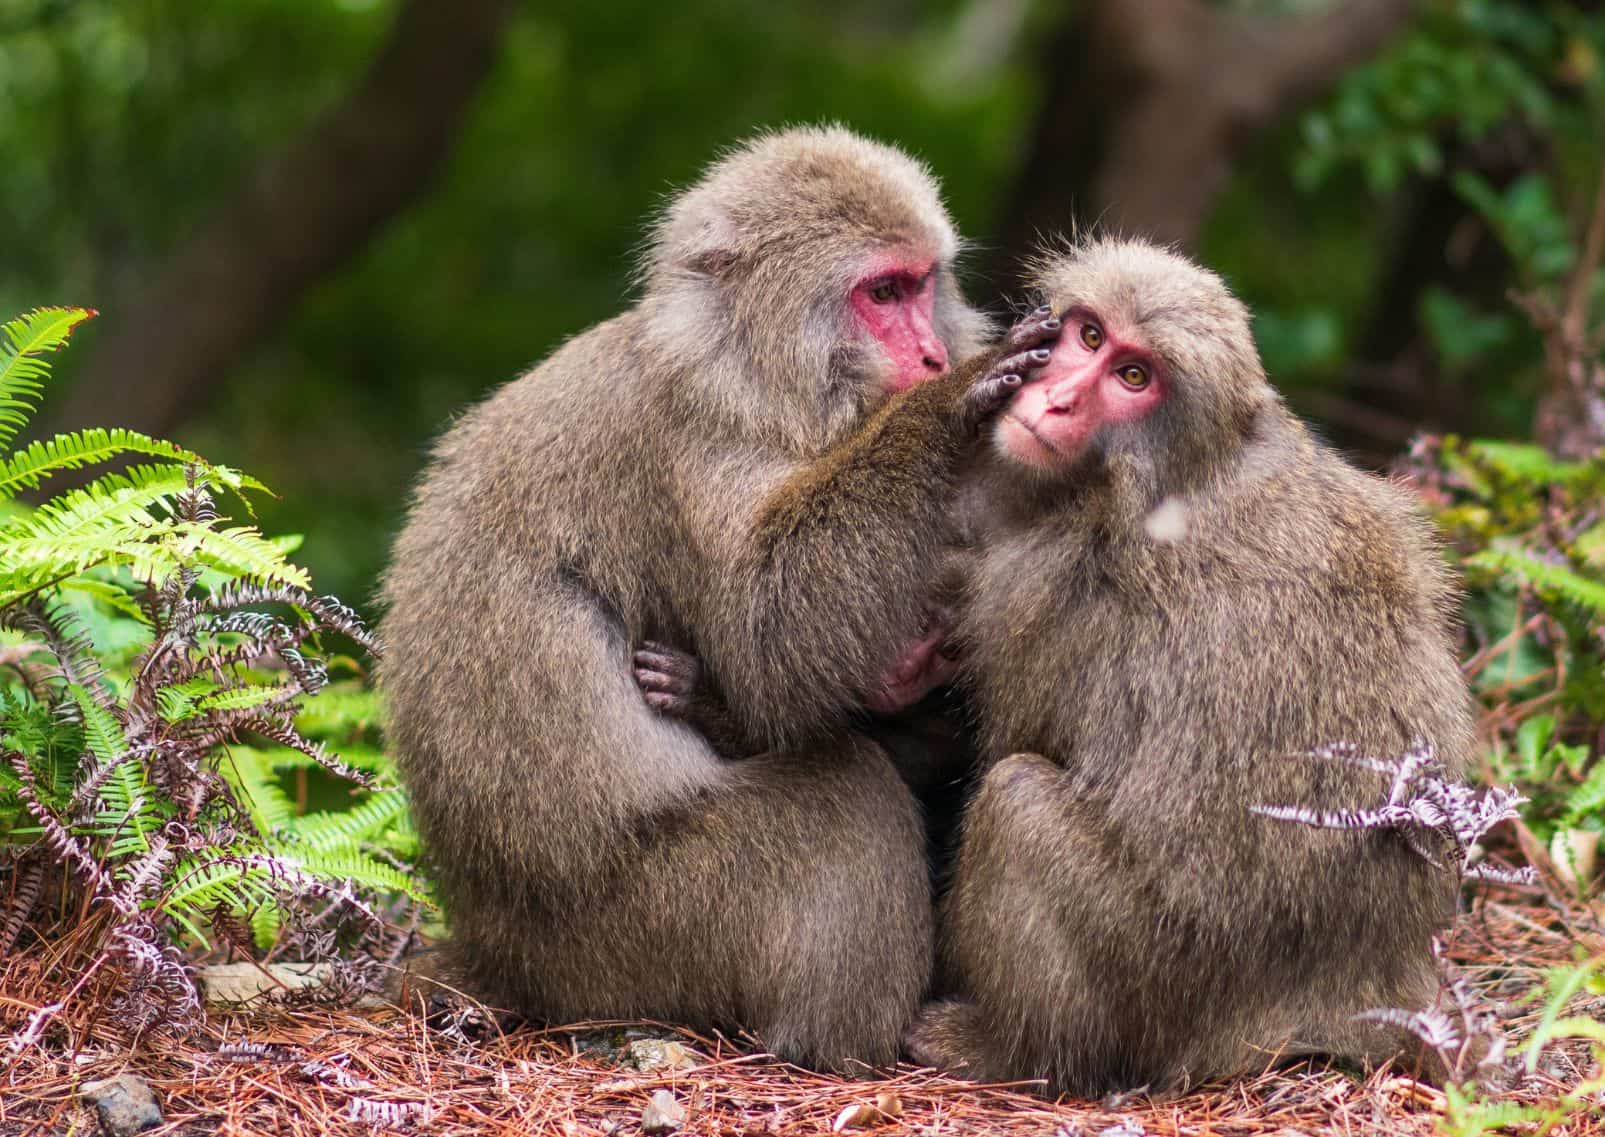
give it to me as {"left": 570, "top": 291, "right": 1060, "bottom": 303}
{"left": 642, "top": 124, "right": 959, "bottom": 291}
{"left": 636, "top": 125, "right": 987, "bottom": 450}
{"left": 1018, "top": 235, "right": 1278, "bottom": 503}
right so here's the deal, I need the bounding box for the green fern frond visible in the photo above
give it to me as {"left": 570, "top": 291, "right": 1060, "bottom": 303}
{"left": 1562, "top": 763, "right": 1605, "bottom": 825}
{"left": 10, "top": 464, "right": 192, "bottom": 536}
{"left": 0, "top": 472, "right": 306, "bottom": 604}
{"left": 0, "top": 429, "right": 209, "bottom": 502}
{"left": 222, "top": 747, "right": 298, "bottom": 834}
{"left": 0, "top": 466, "right": 197, "bottom": 597}
{"left": 0, "top": 527, "right": 186, "bottom": 607}
{"left": 192, "top": 683, "right": 295, "bottom": 716}
{"left": 172, "top": 522, "right": 311, "bottom": 590}
{"left": 57, "top": 577, "right": 150, "bottom": 622}
{"left": 1462, "top": 440, "right": 1589, "bottom": 488}
{"left": 86, "top": 759, "right": 165, "bottom": 853}
{"left": 0, "top": 307, "right": 94, "bottom": 451}
{"left": 163, "top": 855, "right": 281, "bottom": 920}
{"left": 294, "top": 687, "right": 385, "bottom": 736}
{"left": 250, "top": 903, "right": 282, "bottom": 951}
{"left": 155, "top": 677, "right": 220, "bottom": 724}
{"left": 67, "top": 683, "right": 128, "bottom": 766}
{"left": 289, "top": 789, "right": 410, "bottom": 853}
{"left": 1469, "top": 548, "right": 1605, "bottom": 616}
{"left": 282, "top": 846, "right": 433, "bottom": 903}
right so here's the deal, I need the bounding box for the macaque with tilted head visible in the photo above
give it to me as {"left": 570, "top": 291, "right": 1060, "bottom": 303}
{"left": 906, "top": 237, "right": 1475, "bottom": 1095}
{"left": 380, "top": 125, "right": 1060, "bottom": 1070}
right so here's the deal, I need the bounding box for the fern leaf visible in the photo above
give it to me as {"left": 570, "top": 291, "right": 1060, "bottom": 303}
{"left": 66, "top": 684, "right": 128, "bottom": 766}
{"left": 162, "top": 855, "right": 280, "bottom": 916}
{"left": 194, "top": 683, "right": 297, "bottom": 716}
{"left": 1562, "top": 762, "right": 1605, "bottom": 826}
{"left": 289, "top": 789, "right": 410, "bottom": 853}
{"left": 0, "top": 308, "right": 94, "bottom": 451}
{"left": 174, "top": 523, "right": 311, "bottom": 590}
{"left": 250, "top": 903, "right": 282, "bottom": 951}
{"left": 222, "top": 747, "right": 298, "bottom": 834}
{"left": 294, "top": 687, "right": 385, "bottom": 737}
{"left": 0, "top": 429, "right": 207, "bottom": 502}
{"left": 0, "top": 527, "right": 185, "bottom": 606}
{"left": 281, "top": 847, "right": 433, "bottom": 903}
{"left": 1469, "top": 548, "right": 1605, "bottom": 616}
{"left": 57, "top": 577, "right": 150, "bottom": 622}
{"left": 0, "top": 466, "right": 196, "bottom": 596}
{"left": 1462, "top": 440, "right": 1588, "bottom": 488}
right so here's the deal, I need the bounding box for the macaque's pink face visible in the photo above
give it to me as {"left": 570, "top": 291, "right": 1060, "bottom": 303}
{"left": 849, "top": 255, "right": 949, "bottom": 392}
{"left": 995, "top": 307, "right": 1165, "bottom": 472}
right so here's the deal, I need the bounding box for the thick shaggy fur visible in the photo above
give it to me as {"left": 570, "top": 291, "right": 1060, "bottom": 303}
{"left": 380, "top": 127, "right": 995, "bottom": 1068}
{"left": 909, "top": 238, "right": 1473, "bottom": 1094}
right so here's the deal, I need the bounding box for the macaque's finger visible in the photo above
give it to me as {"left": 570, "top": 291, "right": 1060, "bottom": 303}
{"left": 634, "top": 645, "right": 697, "bottom": 681}
{"left": 634, "top": 667, "right": 683, "bottom": 692}
{"left": 643, "top": 691, "right": 686, "bottom": 714}
{"left": 999, "top": 310, "right": 1063, "bottom": 353}
{"left": 991, "top": 348, "right": 1053, "bottom": 382}
{"left": 963, "top": 373, "right": 1025, "bottom": 426}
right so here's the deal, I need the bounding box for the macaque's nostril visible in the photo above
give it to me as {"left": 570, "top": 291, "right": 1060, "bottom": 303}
{"left": 1046, "top": 383, "right": 1079, "bottom": 410}
{"left": 923, "top": 354, "right": 945, "bottom": 371}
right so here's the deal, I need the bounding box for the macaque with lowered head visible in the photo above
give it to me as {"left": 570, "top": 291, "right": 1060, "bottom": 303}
{"left": 380, "top": 126, "right": 1059, "bottom": 1069}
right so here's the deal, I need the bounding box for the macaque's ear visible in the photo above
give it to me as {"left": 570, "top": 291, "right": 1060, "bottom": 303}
{"left": 684, "top": 248, "right": 741, "bottom": 279}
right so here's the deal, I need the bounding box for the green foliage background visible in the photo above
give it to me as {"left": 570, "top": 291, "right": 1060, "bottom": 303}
{"left": 8, "top": 0, "right": 1593, "bottom": 608}
{"left": 0, "top": 0, "right": 1038, "bottom": 601}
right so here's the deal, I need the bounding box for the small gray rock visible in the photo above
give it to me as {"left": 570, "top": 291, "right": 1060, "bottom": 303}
{"left": 81, "top": 1073, "right": 162, "bottom": 1136}
{"left": 640, "top": 1089, "right": 685, "bottom": 1134}
{"left": 197, "top": 961, "right": 332, "bottom": 1005}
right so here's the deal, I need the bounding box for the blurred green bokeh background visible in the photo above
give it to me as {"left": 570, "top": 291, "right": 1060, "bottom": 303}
{"left": 2, "top": 0, "right": 1600, "bottom": 609}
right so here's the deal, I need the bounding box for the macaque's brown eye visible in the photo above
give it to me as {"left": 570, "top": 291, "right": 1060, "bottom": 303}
{"left": 869, "top": 280, "right": 899, "bottom": 303}
{"left": 1080, "top": 323, "right": 1103, "bottom": 350}
{"left": 1117, "top": 363, "right": 1150, "bottom": 390}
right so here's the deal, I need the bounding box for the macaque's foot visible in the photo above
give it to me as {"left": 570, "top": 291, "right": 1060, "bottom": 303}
{"left": 633, "top": 641, "right": 703, "bottom": 719}
{"left": 904, "top": 998, "right": 992, "bottom": 1076}
{"left": 863, "top": 612, "right": 958, "bottom": 713}
{"left": 963, "top": 307, "right": 1063, "bottom": 425}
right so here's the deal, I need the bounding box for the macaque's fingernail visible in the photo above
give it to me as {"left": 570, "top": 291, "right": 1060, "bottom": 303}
{"left": 1002, "top": 374, "right": 1021, "bottom": 387}
{"left": 1042, "top": 318, "right": 1061, "bottom": 331}
{"left": 1030, "top": 349, "right": 1051, "bottom": 362}
{"left": 1033, "top": 305, "right": 1052, "bottom": 317}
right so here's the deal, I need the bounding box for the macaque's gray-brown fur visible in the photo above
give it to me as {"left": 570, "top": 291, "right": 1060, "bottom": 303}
{"left": 380, "top": 127, "right": 1055, "bottom": 1069}
{"left": 908, "top": 238, "right": 1474, "bottom": 1094}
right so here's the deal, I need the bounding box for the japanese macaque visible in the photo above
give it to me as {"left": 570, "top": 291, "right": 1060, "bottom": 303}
{"left": 905, "top": 237, "right": 1474, "bottom": 1095}
{"left": 379, "top": 125, "right": 1060, "bottom": 1069}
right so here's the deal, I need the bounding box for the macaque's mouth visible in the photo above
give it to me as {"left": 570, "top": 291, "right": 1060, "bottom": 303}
{"left": 1005, "top": 413, "right": 1063, "bottom": 456}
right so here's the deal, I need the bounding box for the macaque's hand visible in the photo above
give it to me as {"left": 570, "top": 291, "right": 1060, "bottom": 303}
{"left": 863, "top": 611, "right": 960, "bottom": 714}
{"left": 960, "top": 307, "right": 1062, "bottom": 430}
{"left": 633, "top": 641, "right": 706, "bottom": 720}
{"left": 633, "top": 640, "right": 761, "bottom": 759}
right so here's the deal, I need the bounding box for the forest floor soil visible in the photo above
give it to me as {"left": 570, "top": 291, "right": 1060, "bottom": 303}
{"left": 2, "top": 896, "right": 1601, "bottom": 1136}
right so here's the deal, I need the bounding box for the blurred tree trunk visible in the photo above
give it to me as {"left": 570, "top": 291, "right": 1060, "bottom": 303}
{"left": 1298, "top": 134, "right": 1528, "bottom": 463}
{"left": 985, "top": 0, "right": 1418, "bottom": 291}
{"left": 1530, "top": 173, "right": 1605, "bottom": 459}
{"left": 46, "top": 0, "right": 510, "bottom": 440}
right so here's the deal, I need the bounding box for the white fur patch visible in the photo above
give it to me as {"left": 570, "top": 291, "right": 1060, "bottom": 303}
{"left": 1143, "top": 496, "right": 1189, "bottom": 543}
